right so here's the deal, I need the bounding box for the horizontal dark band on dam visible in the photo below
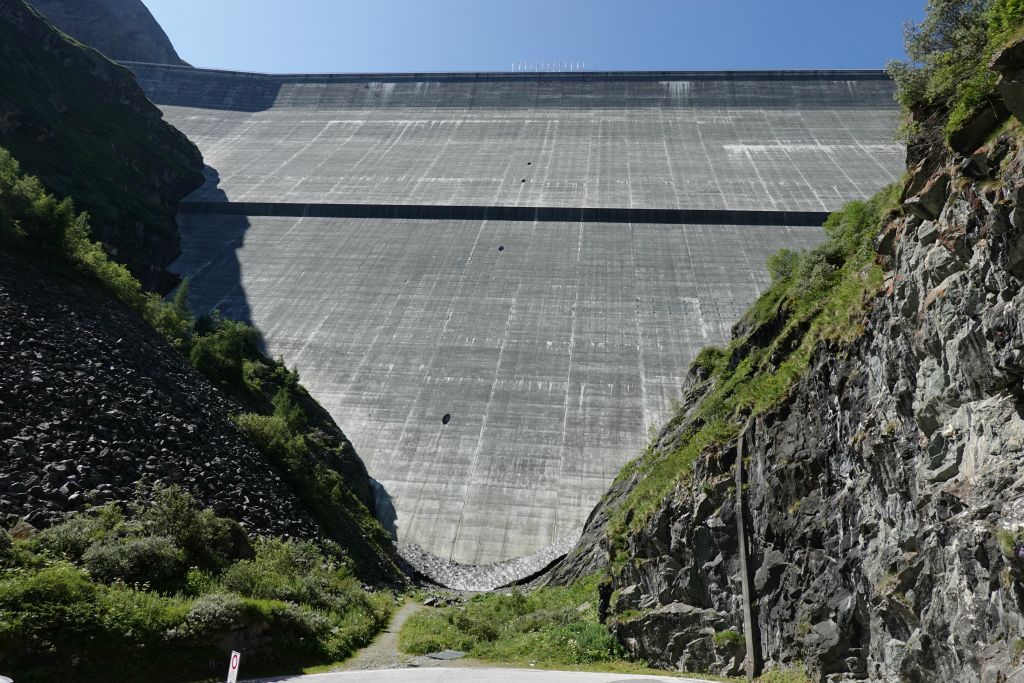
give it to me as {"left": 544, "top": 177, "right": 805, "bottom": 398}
{"left": 179, "top": 201, "right": 832, "bottom": 227}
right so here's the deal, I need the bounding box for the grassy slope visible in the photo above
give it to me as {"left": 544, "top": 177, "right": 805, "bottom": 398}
{"left": 397, "top": 579, "right": 810, "bottom": 681}
{"left": 0, "top": 145, "right": 402, "bottom": 583}
{"left": 0, "top": 148, "right": 405, "bottom": 679}
{"left": 400, "top": 577, "right": 619, "bottom": 666}
{"left": 0, "top": 490, "right": 394, "bottom": 683}
{"left": 604, "top": 185, "right": 900, "bottom": 557}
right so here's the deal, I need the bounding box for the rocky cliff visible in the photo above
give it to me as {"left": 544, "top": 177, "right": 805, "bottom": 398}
{"left": 551, "top": 50, "right": 1024, "bottom": 683}
{"left": 0, "top": 0, "right": 202, "bottom": 290}
{"left": 29, "top": 0, "right": 187, "bottom": 66}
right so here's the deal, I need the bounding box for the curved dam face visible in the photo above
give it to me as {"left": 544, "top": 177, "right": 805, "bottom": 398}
{"left": 127, "top": 64, "right": 903, "bottom": 566}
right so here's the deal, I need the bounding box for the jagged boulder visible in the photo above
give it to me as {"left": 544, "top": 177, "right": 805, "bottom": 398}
{"left": 948, "top": 98, "right": 1011, "bottom": 157}
{"left": 992, "top": 36, "right": 1024, "bottom": 123}
{"left": 903, "top": 166, "right": 951, "bottom": 221}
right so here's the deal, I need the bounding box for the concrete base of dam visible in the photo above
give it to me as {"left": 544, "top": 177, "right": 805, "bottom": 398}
{"left": 126, "top": 64, "right": 903, "bottom": 568}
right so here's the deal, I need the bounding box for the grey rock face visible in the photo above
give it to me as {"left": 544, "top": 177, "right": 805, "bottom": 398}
{"left": 553, "top": 135, "right": 1024, "bottom": 681}
{"left": 948, "top": 99, "right": 1011, "bottom": 157}
{"left": 28, "top": 0, "right": 187, "bottom": 65}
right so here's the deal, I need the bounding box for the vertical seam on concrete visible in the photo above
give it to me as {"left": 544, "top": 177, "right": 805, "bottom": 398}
{"left": 629, "top": 221, "right": 651, "bottom": 429}
{"left": 381, "top": 216, "right": 489, "bottom": 480}
{"left": 851, "top": 111, "right": 901, "bottom": 183}
{"left": 819, "top": 110, "right": 871, "bottom": 198}
{"left": 448, "top": 218, "right": 533, "bottom": 563}
{"left": 742, "top": 147, "right": 780, "bottom": 211}
{"left": 553, "top": 216, "right": 585, "bottom": 541}
{"left": 662, "top": 127, "right": 682, "bottom": 211}
{"left": 333, "top": 218, "right": 417, "bottom": 408}
{"left": 693, "top": 118, "right": 726, "bottom": 211}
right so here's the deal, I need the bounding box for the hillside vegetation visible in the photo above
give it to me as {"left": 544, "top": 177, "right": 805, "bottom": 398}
{"left": 0, "top": 144, "right": 406, "bottom": 677}
{"left": 606, "top": 184, "right": 900, "bottom": 555}
{"left": 0, "top": 487, "right": 393, "bottom": 682}
{"left": 887, "top": 0, "right": 1024, "bottom": 141}
{"left": 0, "top": 146, "right": 399, "bottom": 581}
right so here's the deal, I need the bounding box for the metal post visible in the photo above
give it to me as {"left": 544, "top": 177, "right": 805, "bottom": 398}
{"left": 736, "top": 424, "right": 757, "bottom": 681}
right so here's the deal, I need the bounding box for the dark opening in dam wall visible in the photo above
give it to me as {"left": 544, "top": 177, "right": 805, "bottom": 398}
{"left": 126, "top": 63, "right": 903, "bottom": 567}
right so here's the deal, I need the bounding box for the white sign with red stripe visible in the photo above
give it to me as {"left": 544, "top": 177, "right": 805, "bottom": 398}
{"left": 226, "top": 650, "right": 241, "bottom": 683}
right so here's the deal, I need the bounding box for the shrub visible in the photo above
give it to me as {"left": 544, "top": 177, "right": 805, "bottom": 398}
{"left": 887, "top": 0, "right": 1024, "bottom": 142}
{"left": 81, "top": 536, "right": 185, "bottom": 592}
{"left": 31, "top": 504, "right": 124, "bottom": 561}
{"left": 767, "top": 248, "right": 801, "bottom": 283}
{"left": 134, "top": 485, "right": 252, "bottom": 570}
{"left": 796, "top": 241, "right": 845, "bottom": 293}
{"left": 169, "top": 592, "right": 249, "bottom": 641}
{"left": 233, "top": 413, "right": 309, "bottom": 465}
{"left": 220, "top": 538, "right": 367, "bottom": 615}
{"left": 189, "top": 319, "right": 261, "bottom": 385}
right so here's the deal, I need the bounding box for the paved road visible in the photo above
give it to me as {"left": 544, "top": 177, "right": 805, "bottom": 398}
{"left": 252, "top": 668, "right": 704, "bottom": 682}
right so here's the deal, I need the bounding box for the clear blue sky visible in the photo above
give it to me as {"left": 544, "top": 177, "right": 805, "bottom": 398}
{"left": 143, "top": 0, "right": 926, "bottom": 74}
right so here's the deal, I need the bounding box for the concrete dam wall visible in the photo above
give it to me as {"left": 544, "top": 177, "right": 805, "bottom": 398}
{"left": 127, "top": 64, "right": 903, "bottom": 569}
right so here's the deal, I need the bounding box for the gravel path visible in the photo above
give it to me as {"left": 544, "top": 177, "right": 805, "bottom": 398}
{"left": 336, "top": 599, "right": 486, "bottom": 672}
{"left": 338, "top": 600, "right": 425, "bottom": 671}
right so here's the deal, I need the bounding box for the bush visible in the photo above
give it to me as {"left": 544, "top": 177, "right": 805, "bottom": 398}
{"left": 189, "top": 319, "right": 261, "bottom": 385}
{"left": 134, "top": 485, "right": 252, "bottom": 571}
{"left": 81, "top": 536, "right": 185, "bottom": 593}
{"left": 169, "top": 592, "right": 249, "bottom": 640}
{"left": 220, "top": 538, "right": 367, "bottom": 615}
{"left": 0, "top": 498, "right": 391, "bottom": 681}
{"left": 796, "top": 242, "right": 845, "bottom": 293}
{"left": 32, "top": 505, "right": 124, "bottom": 561}
{"left": 767, "top": 248, "right": 801, "bottom": 283}
{"left": 887, "top": 0, "right": 1024, "bottom": 142}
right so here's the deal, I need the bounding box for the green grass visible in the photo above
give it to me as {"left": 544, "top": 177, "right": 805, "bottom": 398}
{"left": 605, "top": 184, "right": 900, "bottom": 554}
{"left": 712, "top": 629, "right": 745, "bottom": 647}
{"left": 755, "top": 663, "right": 813, "bottom": 683}
{"left": 400, "top": 576, "right": 622, "bottom": 667}
{"left": 398, "top": 577, "right": 810, "bottom": 681}
{"left": 0, "top": 489, "right": 394, "bottom": 683}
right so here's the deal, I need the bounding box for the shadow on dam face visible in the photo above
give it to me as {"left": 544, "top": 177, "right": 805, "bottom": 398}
{"left": 173, "top": 166, "right": 255, "bottom": 330}
{"left": 140, "top": 64, "right": 904, "bottom": 573}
